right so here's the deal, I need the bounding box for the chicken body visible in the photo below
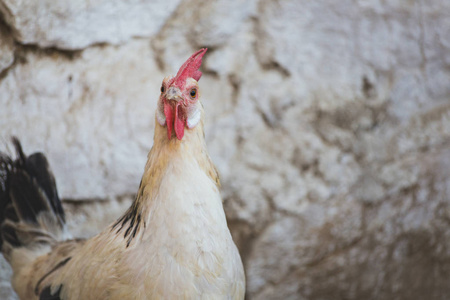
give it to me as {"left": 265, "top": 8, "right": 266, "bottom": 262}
{"left": 1, "top": 49, "right": 245, "bottom": 299}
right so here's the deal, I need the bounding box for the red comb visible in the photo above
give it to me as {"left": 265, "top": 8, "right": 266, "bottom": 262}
{"left": 172, "top": 48, "right": 207, "bottom": 88}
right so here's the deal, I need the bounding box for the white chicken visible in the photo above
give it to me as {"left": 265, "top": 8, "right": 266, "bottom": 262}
{"left": 0, "top": 49, "right": 245, "bottom": 299}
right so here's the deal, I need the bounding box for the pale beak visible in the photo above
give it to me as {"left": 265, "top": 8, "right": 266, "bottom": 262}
{"left": 166, "top": 86, "right": 183, "bottom": 102}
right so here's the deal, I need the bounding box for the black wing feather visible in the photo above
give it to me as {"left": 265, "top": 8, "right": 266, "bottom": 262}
{"left": 9, "top": 170, "right": 51, "bottom": 223}
{"left": 0, "top": 137, "right": 66, "bottom": 251}
{"left": 26, "top": 153, "right": 65, "bottom": 222}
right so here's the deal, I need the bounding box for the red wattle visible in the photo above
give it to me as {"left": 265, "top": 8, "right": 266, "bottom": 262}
{"left": 174, "top": 104, "right": 185, "bottom": 140}
{"left": 164, "top": 102, "right": 174, "bottom": 140}
{"left": 164, "top": 102, "right": 185, "bottom": 140}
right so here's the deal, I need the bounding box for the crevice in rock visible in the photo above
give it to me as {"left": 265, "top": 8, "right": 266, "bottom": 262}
{"left": 202, "top": 68, "right": 219, "bottom": 78}
{"left": 264, "top": 190, "right": 301, "bottom": 219}
{"left": 227, "top": 74, "right": 240, "bottom": 106}
{"left": 0, "top": 58, "right": 14, "bottom": 81}
{"left": 0, "top": 1, "right": 17, "bottom": 36}
{"left": 1, "top": 0, "right": 162, "bottom": 54}
{"left": 250, "top": 14, "right": 290, "bottom": 79}
{"left": 17, "top": 43, "right": 84, "bottom": 60}
{"left": 62, "top": 193, "right": 135, "bottom": 205}
{"left": 291, "top": 146, "right": 319, "bottom": 175}
{"left": 259, "top": 59, "right": 290, "bottom": 78}
{"left": 0, "top": 18, "right": 15, "bottom": 79}
{"left": 1, "top": 4, "right": 110, "bottom": 55}
{"left": 362, "top": 76, "right": 376, "bottom": 99}
{"left": 255, "top": 105, "right": 276, "bottom": 129}
{"left": 9, "top": 32, "right": 154, "bottom": 61}
{"left": 62, "top": 197, "right": 107, "bottom": 205}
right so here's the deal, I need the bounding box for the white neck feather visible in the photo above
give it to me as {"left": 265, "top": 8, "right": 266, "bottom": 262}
{"left": 114, "top": 122, "right": 239, "bottom": 298}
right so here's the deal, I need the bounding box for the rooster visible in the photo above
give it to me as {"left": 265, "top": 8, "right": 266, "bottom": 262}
{"left": 0, "top": 49, "right": 245, "bottom": 300}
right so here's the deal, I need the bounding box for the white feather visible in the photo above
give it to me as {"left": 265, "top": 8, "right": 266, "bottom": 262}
{"left": 119, "top": 155, "right": 243, "bottom": 299}
{"left": 156, "top": 100, "right": 166, "bottom": 126}
{"left": 187, "top": 105, "right": 201, "bottom": 129}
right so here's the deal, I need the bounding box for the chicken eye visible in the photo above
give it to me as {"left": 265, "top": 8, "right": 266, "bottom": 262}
{"left": 190, "top": 88, "right": 197, "bottom": 98}
{"left": 160, "top": 85, "right": 165, "bottom": 93}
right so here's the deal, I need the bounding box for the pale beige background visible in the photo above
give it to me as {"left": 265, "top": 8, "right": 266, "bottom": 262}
{"left": 1, "top": 1, "right": 450, "bottom": 299}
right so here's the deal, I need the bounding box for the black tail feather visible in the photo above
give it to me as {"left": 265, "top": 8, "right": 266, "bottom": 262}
{"left": 0, "top": 138, "right": 66, "bottom": 251}
{"left": 4, "top": 203, "right": 19, "bottom": 223}
{"left": 10, "top": 171, "right": 53, "bottom": 224}
{"left": 26, "top": 153, "right": 65, "bottom": 223}
{"left": 1, "top": 222, "right": 21, "bottom": 248}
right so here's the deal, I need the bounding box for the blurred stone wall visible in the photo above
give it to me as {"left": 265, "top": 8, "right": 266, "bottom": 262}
{"left": 1, "top": 1, "right": 450, "bottom": 299}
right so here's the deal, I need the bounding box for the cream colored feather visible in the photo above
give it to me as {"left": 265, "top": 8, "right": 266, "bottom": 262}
{"left": 1, "top": 50, "right": 245, "bottom": 300}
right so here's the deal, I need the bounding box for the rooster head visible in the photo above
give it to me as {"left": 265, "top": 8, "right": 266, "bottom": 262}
{"left": 156, "top": 48, "right": 207, "bottom": 140}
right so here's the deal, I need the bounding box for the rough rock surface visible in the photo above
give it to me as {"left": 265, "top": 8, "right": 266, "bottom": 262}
{"left": 0, "top": 20, "right": 14, "bottom": 73}
{"left": 1, "top": 1, "right": 450, "bottom": 299}
{"left": 0, "top": 0, "right": 182, "bottom": 49}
